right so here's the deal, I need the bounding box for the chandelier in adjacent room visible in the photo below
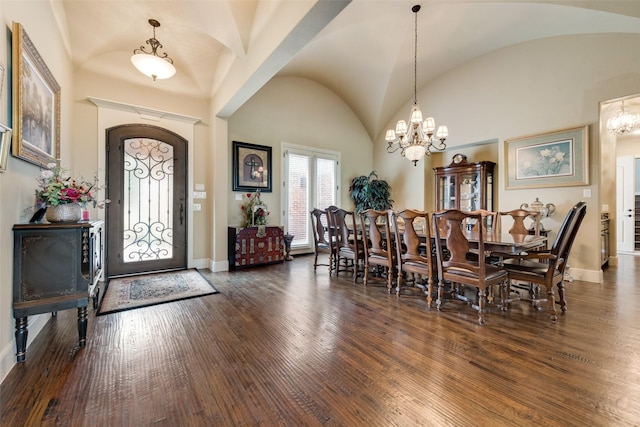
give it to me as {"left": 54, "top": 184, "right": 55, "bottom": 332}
{"left": 606, "top": 100, "right": 640, "bottom": 135}
{"left": 386, "top": 5, "right": 448, "bottom": 166}
{"left": 131, "top": 19, "right": 176, "bottom": 81}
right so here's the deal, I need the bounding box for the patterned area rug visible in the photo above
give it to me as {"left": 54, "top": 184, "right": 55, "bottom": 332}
{"left": 97, "top": 269, "right": 218, "bottom": 315}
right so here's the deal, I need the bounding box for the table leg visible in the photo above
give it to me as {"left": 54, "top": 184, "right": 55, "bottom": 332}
{"left": 15, "top": 317, "right": 28, "bottom": 363}
{"left": 78, "top": 307, "right": 88, "bottom": 348}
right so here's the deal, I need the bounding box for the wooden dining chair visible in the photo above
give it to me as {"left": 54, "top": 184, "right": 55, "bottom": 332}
{"left": 331, "top": 207, "right": 366, "bottom": 283}
{"left": 432, "top": 209, "right": 510, "bottom": 325}
{"left": 495, "top": 201, "right": 587, "bottom": 320}
{"left": 360, "top": 209, "right": 395, "bottom": 291}
{"left": 310, "top": 208, "right": 336, "bottom": 273}
{"left": 463, "top": 209, "right": 499, "bottom": 264}
{"left": 464, "top": 209, "right": 499, "bottom": 234}
{"left": 498, "top": 208, "right": 542, "bottom": 236}
{"left": 392, "top": 209, "right": 434, "bottom": 305}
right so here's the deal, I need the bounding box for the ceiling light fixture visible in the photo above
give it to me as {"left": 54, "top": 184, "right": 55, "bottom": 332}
{"left": 386, "top": 5, "right": 448, "bottom": 166}
{"left": 131, "top": 19, "right": 176, "bottom": 81}
{"left": 606, "top": 100, "right": 640, "bottom": 135}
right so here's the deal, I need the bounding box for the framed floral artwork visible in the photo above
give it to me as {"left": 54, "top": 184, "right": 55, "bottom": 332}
{"left": 11, "top": 22, "right": 61, "bottom": 168}
{"left": 505, "top": 125, "right": 589, "bottom": 189}
{"left": 232, "top": 141, "right": 272, "bottom": 192}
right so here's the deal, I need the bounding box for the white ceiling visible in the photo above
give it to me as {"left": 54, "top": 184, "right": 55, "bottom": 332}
{"left": 55, "top": 0, "right": 640, "bottom": 140}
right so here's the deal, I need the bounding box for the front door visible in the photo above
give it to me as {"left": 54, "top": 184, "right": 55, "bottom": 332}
{"left": 106, "top": 124, "right": 188, "bottom": 277}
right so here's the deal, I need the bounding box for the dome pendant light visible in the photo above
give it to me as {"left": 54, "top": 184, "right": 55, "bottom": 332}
{"left": 131, "top": 19, "right": 176, "bottom": 81}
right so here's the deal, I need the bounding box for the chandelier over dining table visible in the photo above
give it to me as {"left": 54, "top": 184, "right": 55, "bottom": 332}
{"left": 386, "top": 5, "right": 448, "bottom": 166}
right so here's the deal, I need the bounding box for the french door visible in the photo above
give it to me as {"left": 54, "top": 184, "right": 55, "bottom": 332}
{"left": 282, "top": 143, "right": 340, "bottom": 252}
{"left": 105, "top": 124, "right": 188, "bottom": 277}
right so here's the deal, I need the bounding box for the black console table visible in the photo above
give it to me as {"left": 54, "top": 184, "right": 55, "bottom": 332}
{"left": 12, "top": 220, "right": 104, "bottom": 362}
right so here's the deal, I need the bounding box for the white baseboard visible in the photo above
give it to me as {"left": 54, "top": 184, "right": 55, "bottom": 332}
{"left": 0, "top": 313, "right": 51, "bottom": 385}
{"left": 567, "top": 267, "right": 602, "bottom": 284}
{"left": 210, "top": 259, "right": 229, "bottom": 272}
{"left": 190, "top": 258, "right": 209, "bottom": 269}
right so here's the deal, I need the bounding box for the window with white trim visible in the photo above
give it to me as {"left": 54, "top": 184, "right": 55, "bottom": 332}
{"left": 282, "top": 143, "right": 340, "bottom": 252}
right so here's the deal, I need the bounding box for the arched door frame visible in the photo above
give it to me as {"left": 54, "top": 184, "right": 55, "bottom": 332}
{"left": 88, "top": 97, "right": 201, "bottom": 268}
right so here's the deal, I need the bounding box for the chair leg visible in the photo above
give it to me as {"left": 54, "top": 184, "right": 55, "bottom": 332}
{"left": 557, "top": 281, "right": 568, "bottom": 313}
{"left": 313, "top": 252, "right": 319, "bottom": 271}
{"left": 386, "top": 267, "right": 393, "bottom": 294}
{"left": 500, "top": 279, "right": 509, "bottom": 312}
{"left": 547, "top": 286, "right": 558, "bottom": 321}
{"left": 436, "top": 279, "right": 445, "bottom": 311}
{"left": 363, "top": 262, "right": 369, "bottom": 286}
{"left": 396, "top": 271, "right": 403, "bottom": 295}
{"left": 477, "top": 288, "right": 486, "bottom": 325}
{"left": 426, "top": 275, "right": 433, "bottom": 307}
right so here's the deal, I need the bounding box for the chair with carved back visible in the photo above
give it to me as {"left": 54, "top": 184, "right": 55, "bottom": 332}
{"left": 463, "top": 209, "right": 499, "bottom": 264}
{"left": 495, "top": 201, "right": 586, "bottom": 320}
{"left": 432, "top": 209, "right": 510, "bottom": 325}
{"left": 392, "top": 209, "right": 434, "bottom": 305}
{"left": 310, "top": 208, "right": 336, "bottom": 273}
{"left": 498, "top": 208, "right": 542, "bottom": 237}
{"left": 325, "top": 205, "right": 340, "bottom": 273}
{"left": 331, "top": 207, "right": 366, "bottom": 283}
{"left": 463, "top": 209, "right": 499, "bottom": 234}
{"left": 495, "top": 208, "right": 544, "bottom": 298}
{"left": 360, "top": 209, "right": 395, "bottom": 292}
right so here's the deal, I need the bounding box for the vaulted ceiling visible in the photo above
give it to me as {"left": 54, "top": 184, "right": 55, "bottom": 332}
{"left": 53, "top": 0, "right": 640, "bottom": 140}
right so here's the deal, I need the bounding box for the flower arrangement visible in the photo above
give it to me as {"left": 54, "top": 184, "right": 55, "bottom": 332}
{"left": 521, "top": 146, "right": 570, "bottom": 177}
{"left": 35, "top": 162, "right": 108, "bottom": 208}
{"left": 240, "top": 190, "right": 269, "bottom": 227}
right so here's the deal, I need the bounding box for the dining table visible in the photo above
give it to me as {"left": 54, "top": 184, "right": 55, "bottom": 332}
{"left": 347, "top": 222, "right": 547, "bottom": 255}
{"left": 465, "top": 230, "right": 547, "bottom": 254}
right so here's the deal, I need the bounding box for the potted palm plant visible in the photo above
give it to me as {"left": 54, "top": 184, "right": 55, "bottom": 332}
{"left": 348, "top": 171, "right": 393, "bottom": 214}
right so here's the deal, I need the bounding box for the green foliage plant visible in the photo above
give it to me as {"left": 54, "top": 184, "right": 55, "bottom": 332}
{"left": 348, "top": 171, "right": 393, "bottom": 214}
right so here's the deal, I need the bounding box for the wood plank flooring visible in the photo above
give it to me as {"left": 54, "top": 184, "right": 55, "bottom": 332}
{"left": 1, "top": 254, "right": 640, "bottom": 426}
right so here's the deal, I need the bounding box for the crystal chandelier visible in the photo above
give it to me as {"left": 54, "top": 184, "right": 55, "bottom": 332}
{"left": 386, "top": 5, "right": 448, "bottom": 166}
{"left": 131, "top": 19, "right": 176, "bottom": 81}
{"left": 606, "top": 100, "right": 640, "bottom": 135}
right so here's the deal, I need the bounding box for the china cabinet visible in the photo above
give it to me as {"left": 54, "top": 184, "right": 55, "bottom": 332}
{"left": 434, "top": 154, "right": 495, "bottom": 212}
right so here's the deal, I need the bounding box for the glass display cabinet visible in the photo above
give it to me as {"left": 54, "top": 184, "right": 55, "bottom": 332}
{"left": 433, "top": 154, "right": 495, "bottom": 212}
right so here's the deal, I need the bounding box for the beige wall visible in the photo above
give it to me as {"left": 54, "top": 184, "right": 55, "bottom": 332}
{"left": 227, "top": 76, "right": 373, "bottom": 227}
{"left": 377, "top": 33, "right": 640, "bottom": 283}
{"left": 4, "top": 3, "right": 640, "bottom": 383}
{"left": 72, "top": 70, "right": 212, "bottom": 264}
{"left": 0, "top": 2, "right": 76, "bottom": 380}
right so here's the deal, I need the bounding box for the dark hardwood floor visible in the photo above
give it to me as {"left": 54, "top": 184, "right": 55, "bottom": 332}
{"left": 2, "top": 254, "right": 640, "bottom": 426}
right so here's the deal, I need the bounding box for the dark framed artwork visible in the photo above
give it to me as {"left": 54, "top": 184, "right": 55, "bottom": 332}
{"left": 232, "top": 141, "right": 272, "bottom": 192}
{"left": 11, "top": 22, "right": 61, "bottom": 168}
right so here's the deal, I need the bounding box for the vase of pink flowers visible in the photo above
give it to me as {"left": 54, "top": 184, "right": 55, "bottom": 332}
{"left": 35, "top": 162, "right": 107, "bottom": 222}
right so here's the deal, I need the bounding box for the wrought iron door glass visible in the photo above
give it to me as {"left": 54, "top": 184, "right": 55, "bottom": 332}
{"left": 123, "top": 137, "right": 173, "bottom": 262}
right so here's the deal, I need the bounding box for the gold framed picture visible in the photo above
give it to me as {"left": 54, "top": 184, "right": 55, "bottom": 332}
{"left": 11, "top": 22, "right": 61, "bottom": 168}
{"left": 505, "top": 125, "right": 589, "bottom": 189}
{"left": 0, "top": 124, "right": 11, "bottom": 172}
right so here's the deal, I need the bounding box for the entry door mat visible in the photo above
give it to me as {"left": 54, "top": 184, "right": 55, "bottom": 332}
{"left": 97, "top": 269, "right": 218, "bottom": 315}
